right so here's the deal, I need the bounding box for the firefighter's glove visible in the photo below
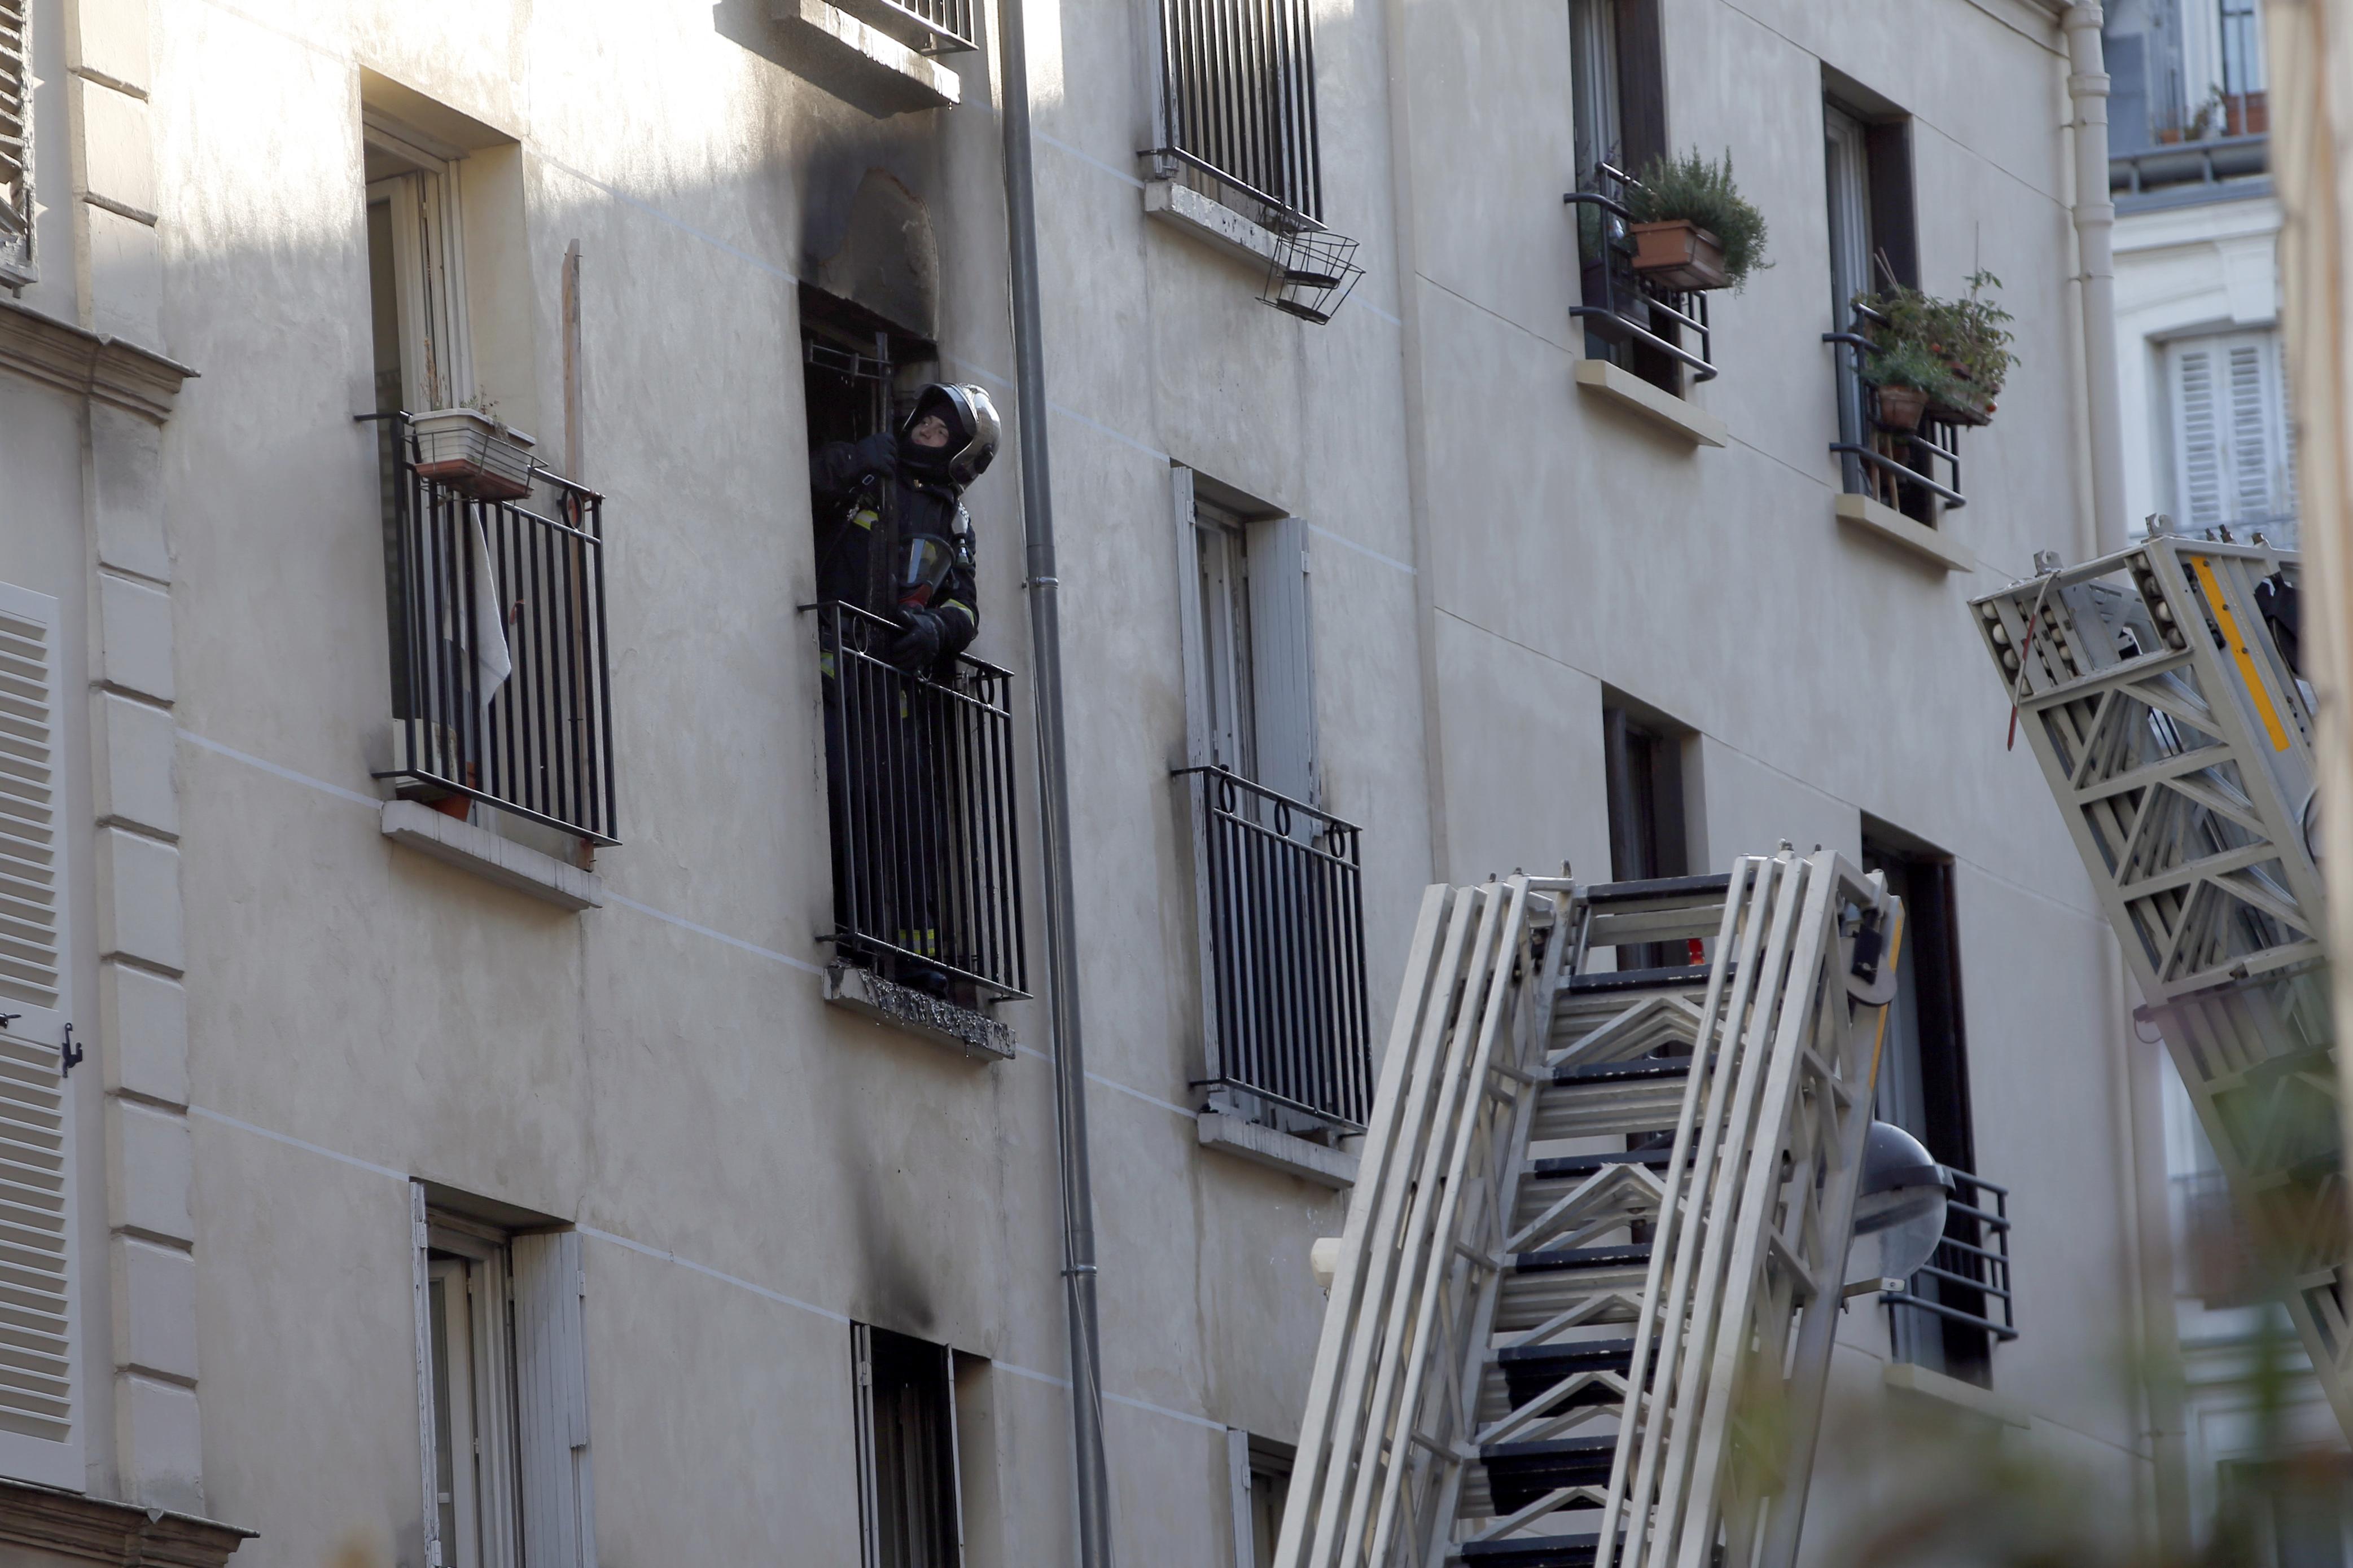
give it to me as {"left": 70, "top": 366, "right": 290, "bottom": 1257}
{"left": 889, "top": 608, "right": 948, "bottom": 671}
{"left": 853, "top": 429, "right": 899, "bottom": 480}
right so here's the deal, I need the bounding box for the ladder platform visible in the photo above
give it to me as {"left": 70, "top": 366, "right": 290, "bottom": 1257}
{"left": 1562, "top": 965, "right": 1715, "bottom": 996}
{"left": 1551, "top": 1057, "right": 1692, "bottom": 1086}
{"left": 1526, "top": 1148, "right": 1679, "bottom": 1179}
{"left": 1493, "top": 1339, "right": 1640, "bottom": 1408}
{"left": 1583, "top": 874, "right": 1733, "bottom": 904}
{"left": 1479, "top": 1438, "right": 1618, "bottom": 1512}
{"left": 1455, "top": 1532, "right": 1601, "bottom": 1567}
{"left": 1512, "top": 1244, "right": 1651, "bottom": 1275}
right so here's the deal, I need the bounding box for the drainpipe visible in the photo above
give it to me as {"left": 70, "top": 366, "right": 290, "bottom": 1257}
{"left": 995, "top": 2, "right": 1115, "bottom": 1565}
{"left": 2063, "top": 3, "right": 2131, "bottom": 557}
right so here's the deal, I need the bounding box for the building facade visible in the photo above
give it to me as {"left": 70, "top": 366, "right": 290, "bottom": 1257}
{"left": 0, "top": 1, "right": 2164, "bottom": 1565}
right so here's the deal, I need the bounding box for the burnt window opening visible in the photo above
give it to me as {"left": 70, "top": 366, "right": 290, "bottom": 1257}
{"left": 1602, "top": 697, "right": 1693, "bottom": 971}
{"left": 802, "top": 283, "right": 936, "bottom": 452}
{"left": 852, "top": 1324, "right": 962, "bottom": 1568}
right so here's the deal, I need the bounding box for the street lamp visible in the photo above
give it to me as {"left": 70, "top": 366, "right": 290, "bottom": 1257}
{"left": 1848, "top": 1120, "right": 1953, "bottom": 1289}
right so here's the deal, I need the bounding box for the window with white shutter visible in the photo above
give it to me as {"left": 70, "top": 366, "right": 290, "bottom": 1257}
{"left": 0, "top": 0, "right": 30, "bottom": 279}
{"left": 0, "top": 580, "right": 82, "bottom": 1490}
{"left": 2168, "top": 330, "right": 2298, "bottom": 539}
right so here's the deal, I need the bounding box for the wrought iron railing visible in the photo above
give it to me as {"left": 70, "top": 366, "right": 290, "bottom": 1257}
{"left": 1149, "top": 0, "right": 1323, "bottom": 226}
{"left": 1825, "top": 302, "right": 1969, "bottom": 521}
{"left": 365, "top": 412, "right": 619, "bottom": 844}
{"left": 1177, "top": 766, "right": 1370, "bottom": 1134}
{"left": 832, "top": 0, "right": 978, "bottom": 54}
{"left": 820, "top": 602, "right": 1027, "bottom": 1002}
{"left": 1884, "top": 1167, "right": 2017, "bottom": 1345}
{"left": 1565, "top": 168, "right": 1716, "bottom": 386}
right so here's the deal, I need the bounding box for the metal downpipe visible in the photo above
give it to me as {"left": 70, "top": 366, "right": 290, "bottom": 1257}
{"left": 2064, "top": 2, "right": 2131, "bottom": 557}
{"left": 996, "top": 1, "right": 1115, "bottom": 1563}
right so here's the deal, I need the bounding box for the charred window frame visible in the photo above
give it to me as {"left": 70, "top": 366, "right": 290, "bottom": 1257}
{"left": 1601, "top": 696, "right": 1692, "bottom": 970}
{"left": 802, "top": 283, "right": 935, "bottom": 450}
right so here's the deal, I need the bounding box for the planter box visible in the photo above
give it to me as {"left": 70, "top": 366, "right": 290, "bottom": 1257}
{"left": 1628, "top": 220, "right": 1728, "bottom": 291}
{"left": 411, "top": 408, "right": 537, "bottom": 501}
{"left": 1927, "top": 398, "right": 1992, "bottom": 428}
{"left": 1873, "top": 385, "right": 1928, "bottom": 432}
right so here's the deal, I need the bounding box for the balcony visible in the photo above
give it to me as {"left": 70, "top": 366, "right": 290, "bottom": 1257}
{"left": 1826, "top": 302, "right": 1969, "bottom": 553}
{"left": 1567, "top": 172, "right": 1717, "bottom": 394}
{"left": 1883, "top": 1167, "right": 2017, "bottom": 1351}
{"left": 819, "top": 603, "right": 1027, "bottom": 1010}
{"left": 1179, "top": 767, "right": 1372, "bottom": 1140}
{"left": 370, "top": 413, "right": 619, "bottom": 845}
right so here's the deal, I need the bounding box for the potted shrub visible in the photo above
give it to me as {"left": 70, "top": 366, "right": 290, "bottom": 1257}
{"left": 411, "top": 398, "right": 537, "bottom": 501}
{"left": 1860, "top": 270, "right": 2017, "bottom": 427}
{"left": 1860, "top": 340, "right": 1948, "bottom": 432}
{"left": 1620, "top": 150, "right": 1769, "bottom": 292}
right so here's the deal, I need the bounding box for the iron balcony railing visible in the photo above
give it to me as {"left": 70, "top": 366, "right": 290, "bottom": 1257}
{"left": 1883, "top": 1167, "right": 2018, "bottom": 1345}
{"left": 830, "top": 0, "right": 978, "bottom": 54}
{"left": 1825, "top": 302, "right": 1968, "bottom": 521}
{"left": 1177, "top": 766, "right": 1371, "bottom": 1134}
{"left": 820, "top": 602, "right": 1027, "bottom": 1002}
{"left": 1565, "top": 167, "right": 1716, "bottom": 386}
{"left": 1150, "top": 0, "right": 1324, "bottom": 226}
{"left": 366, "top": 412, "right": 619, "bottom": 844}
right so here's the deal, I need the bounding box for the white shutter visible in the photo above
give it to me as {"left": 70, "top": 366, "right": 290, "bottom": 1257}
{"left": 411, "top": 1186, "right": 445, "bottom": 1568}
{"left": 0, "top": 581, "right": 79, "bottom": 1491}
{"left": 2173, "top": 340, "right": 2224, "bottom": 529}
{"left": 2225, "top": 339, "right": 2276, "bottom": 521}
{"left": 851, "top": 1324, "right": 880, "bottom": 1568}
{"left": 1245, "top": 513, "right": 1317, "bottom": 809}
{"left": 0, "top": 0, "right": 27, "bottom": 241}
{"left": 1172, "top": 468, "right": 1212, "bottom": 770}
{"left": 511, "top": 1232, "right": 595, "bottom": 1568}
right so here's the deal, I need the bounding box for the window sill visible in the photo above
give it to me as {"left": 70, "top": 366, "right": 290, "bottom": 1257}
{"left": 0, "top": 1477, "right": 254, "bottom": 1567}
{"left": 1882, "top": 1360, "right": 2028, "bottom": 1428}
{"left": 825, "top": 964, "right": 1015, "bottom": 1061}
{"left": 1197, "top": 1110, "right": 1357, "bottom": 1188}
{"left": 1833, "top": 491, "right": 1975, "bottom": 574}
{"left": 1573, "top": 359, "right": 1725, "bottom": 448}
{"left": 771, "top": 0, "right": 961, "bottom": 116}
{"left": 1143, "top": 179, "right": 1282, "bottom": 272}
{"left": 380, "top": 801, "right": 603, "bottom": 911}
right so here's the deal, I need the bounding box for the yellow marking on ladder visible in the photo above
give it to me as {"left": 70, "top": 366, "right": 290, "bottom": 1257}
{"left": 2190, "top": 555, "right": 2290, "bottom": 752}
{"left": 1866, "top": 903, "right": 1906, "bottom": 1100}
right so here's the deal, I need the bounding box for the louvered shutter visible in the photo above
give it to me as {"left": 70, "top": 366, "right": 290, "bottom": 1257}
{"left": 1244, "top": 513, "right": 1317, "bottom": 810}
{"left": 0, "top": 0, "right": 25, "bottom": 242}
{"left": 2227, "top": 339, "right": 2276, "bottom": 522}
{"left": 512, "top": 1232, "right": 595, "bottom": 1568}
{"left": 0, "top": 581, "right": 81, "bottom": 1490}
{"left": 2173, "top": 341, "right": 2224, "bottom": 529}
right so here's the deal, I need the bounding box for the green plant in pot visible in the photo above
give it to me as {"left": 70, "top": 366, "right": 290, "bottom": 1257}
{"left": 1862, "top": 270, "right": 2017, "bottom": 426}
{"left": 1859, "top": 339, "right": 1953, "bottom": 432}
{"left": 1621, "top": 149, "right": 1768, "bottom": 292}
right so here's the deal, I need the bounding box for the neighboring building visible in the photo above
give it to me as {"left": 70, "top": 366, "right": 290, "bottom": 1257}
{"left": 0, "top": 1, "right": 2163, "bottom": 1565}
{"left": 2107, "top": 2, "right": 2352, "bottom": 1560}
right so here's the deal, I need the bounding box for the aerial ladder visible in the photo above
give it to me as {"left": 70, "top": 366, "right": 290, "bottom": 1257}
{"left": 1968, "top": 531, "right": 2351, "bottom": 1440}
{"left": 1276, "top": 850, "right": 1911, "bottom": 1568}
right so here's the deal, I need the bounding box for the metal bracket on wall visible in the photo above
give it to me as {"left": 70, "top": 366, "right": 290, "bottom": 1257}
{"left": 59, "top": 1024, "right": 80, "bottom": 1079}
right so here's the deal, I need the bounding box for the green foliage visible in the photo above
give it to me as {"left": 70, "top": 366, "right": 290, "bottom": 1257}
{"left": 1622, "top": 149, "right": 1769, "bottom": 288}
{"left": 1860, "top": 269, "right": 2018, "bottom": 419}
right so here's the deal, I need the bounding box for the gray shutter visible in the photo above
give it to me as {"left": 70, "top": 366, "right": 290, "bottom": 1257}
{"left": 0, "top": 581, "right": 80, "bottom": 1490}
{"left": 512, "top": 1232, "right": 595, "bottom": 1568}
{"left": 1171, "top": 468, "right": 1213, "bottom": 769}
{"left": 2173, "top": 341, "right": 2223, "bottom": 529}
{"left": 0, "top": 0, "right": 25, "bottom": 240}
{"left": 851, "top": 1324, "right": 880, "bottom": 1568}
{"left": 1226, "top": 1427, "right": 1255, "bottom": 1568}
{"left": 410, "top": 1186, "right": 445, "bottom": 1568}
{"left": 1245, "top": 513, "right": 1317, "bottom": 808}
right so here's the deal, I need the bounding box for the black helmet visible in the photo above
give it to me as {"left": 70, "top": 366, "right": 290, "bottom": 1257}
{"left": 899, "top": 383, "right": 1001, "bottom": 487}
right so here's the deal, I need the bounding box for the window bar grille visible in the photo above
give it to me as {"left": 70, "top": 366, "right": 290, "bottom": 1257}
{"left": 1825, "top": 301, "right": 1969, "bottom": 516}
{"left": 1178, "top": 766, "right": 1370, "bottom": 1133}
{"left": 1154, "top": 0, "right": 1325, "bottom": 227}
{"left": 835, "top": 0, "right": 979, "bottom": 54}
{"left": 1883, "top": 1169, "right": 2017, "bottom": 1343}
{"left": 1565, "top": 165, "right": 1717, "bottom": 384}
{"left": 821, "top": 603, "right": 1028, "bottom": 1002}
{"left": 365, "top": 412, "right": 619, "bottom": 844}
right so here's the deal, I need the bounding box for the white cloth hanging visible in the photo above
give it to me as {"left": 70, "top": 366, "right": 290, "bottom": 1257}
{"left": 468, "top": 516, "right": 512, "bottom": 708}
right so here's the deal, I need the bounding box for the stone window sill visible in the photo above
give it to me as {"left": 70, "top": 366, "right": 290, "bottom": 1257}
{"left": 1882, "top": 1359, "right": 2028, "bottom": 1428}
{"left": 1143, "top": 179, "right": 1282, "bottom": 272}
{"left": 772, "top": 0, "right": 961, "bottom": 116}
{"left": 1574, "top": 359, "right": 1727, "bottom": 447}
{"left": 380, "top": 801, "right": 603, "bottom": 911}
{"left": 1834, "top": 491, "right": 1975, "bottom": 573}
{"left": 1197, "top": 1110, "right": 1358, "bottom": 1188}
{"left": 0, "top": 1476, "right": 253, "bottom": 1567}
{"left": 825, "top": 964, "right": 1015, "bottom": 1061}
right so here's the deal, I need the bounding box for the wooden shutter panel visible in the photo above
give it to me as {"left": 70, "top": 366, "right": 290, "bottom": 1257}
{"left": 0, "top": 581, "right": 80, "bottom": 1490}
{"left": 2174, "top": 341, "right": 2224, "bottom": 529}
{"left": 2226, "top": 339, "right": 2276, "bottom": 522}
{"left": 512, "top": 1232, "right": 594, "bottom": 1568}
{"left": 0, "top": 0, "right": 26, "bottom": 239}
{"left": 1244, "top": 514, "right": 1317, "bottom": 808}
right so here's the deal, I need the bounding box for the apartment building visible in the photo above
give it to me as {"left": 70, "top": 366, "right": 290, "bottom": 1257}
{"left": 0, "top": 0, "right": 2161, "bottom": 1564}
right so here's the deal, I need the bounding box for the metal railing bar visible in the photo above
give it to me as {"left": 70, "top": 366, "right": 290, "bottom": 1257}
{"left": 1884, "top": 1294, "right": 2022, "bottom": 1340}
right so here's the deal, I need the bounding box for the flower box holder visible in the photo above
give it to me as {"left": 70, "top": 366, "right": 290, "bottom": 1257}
{"left": 1628, "top": 219, "right": 1728, "bottom": 292}
{"left": 410, "top": 407, "right": 538, "bottom": 502}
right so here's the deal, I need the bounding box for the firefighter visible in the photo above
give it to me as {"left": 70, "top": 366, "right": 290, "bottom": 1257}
{"left": 810, "top": 384, "right": 1000, "bottom": 999}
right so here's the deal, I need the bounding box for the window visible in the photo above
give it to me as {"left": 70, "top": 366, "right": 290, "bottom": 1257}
{"left": 1601, "top": 695, "right": 1690, "bottom": 968}
{"left": 1227, "top": 1429, "right": 1294, "bottom": 1568}
{"left": 1860, "top": 831, "right": 1997, "bottom": 1385}
{"left": 1147, "top": 0, "right": 1324, "bottom": 226}
{"left": 2168, "top": 330, "right": 2298, "bottom": 544}
{"left": 852, "top": 1324, "right": 961, "bottom": 1568}
{"left": 410, "top": 1190, "right": 595, "bottom": 1568}
{"left": 1174, "top": 468, "right": 1369, "bottom": 1139}
{"left": 1568, "top": 0, "right": 1695, "bottom": 390}
{"left": 1, "top": 0, "right": 30, "bottom": 280}
{"left": 0, "top": 580, "right": 82, "bottom": 1491}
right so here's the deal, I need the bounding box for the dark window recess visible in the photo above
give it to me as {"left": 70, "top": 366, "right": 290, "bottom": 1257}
{"left": 1148, "top": 0, "right": 1324, "bottom": 226}
{"left": 803, "top": 283, "right": 928, "bottom": 448}
{"left": 1602, "top": 702, "right": 1692, "bottom": 970}
{"left": 1824, "top": 103, "right": 1966, "bottom": 525}
{"left": 853, "top": 1325, "right": 961, "bottom": 1568}
{"left": 1864, "top": 836, "right": 2010, "bottom": 1382}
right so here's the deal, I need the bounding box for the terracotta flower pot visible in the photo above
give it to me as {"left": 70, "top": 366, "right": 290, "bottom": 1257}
{"left": 1628, "top": 219, "right": 1729, "bottom": 291}
{"left": 1873, "top": 385, "right": 1929, "bottom": 432}
{"left": 411, "top": 408, "right": 537, "bottom": 502}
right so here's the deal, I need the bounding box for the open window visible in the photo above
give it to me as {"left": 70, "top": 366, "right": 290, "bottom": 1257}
{"left": 1601, "top": 692, "right": 1692, "bottom": 969}
{"left": 852, "top": 1324, "right": 962, "bottom": 1568}
{"left": 1227, "top": 1429, "right": 1294, "bottom": 1568}
{"left": 1173, "top": 468, "right": 1371, "bottom": 1145}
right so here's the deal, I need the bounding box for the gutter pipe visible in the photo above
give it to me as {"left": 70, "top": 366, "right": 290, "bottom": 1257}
{"left": 2063, "top": 2, "right": 2131, "bottom": 557}
{"left": 995, "top": 2, "right": 1116, "bottom": 1563}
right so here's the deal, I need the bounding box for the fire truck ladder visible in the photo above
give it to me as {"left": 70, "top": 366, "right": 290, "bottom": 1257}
{"left": 1970, "top": 532, "right": 2351, "bottom": 1441}
{"left": 1275, "top": 850, "right": 1901, "bottom": 1568}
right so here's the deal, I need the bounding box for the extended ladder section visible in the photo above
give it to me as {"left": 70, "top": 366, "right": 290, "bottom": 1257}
{"left": 1970, "top": 534, "right": 2351, "bottom": 1441}
{"left": 1276, "top": 851, "right": 1901, "bottom": 1568}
